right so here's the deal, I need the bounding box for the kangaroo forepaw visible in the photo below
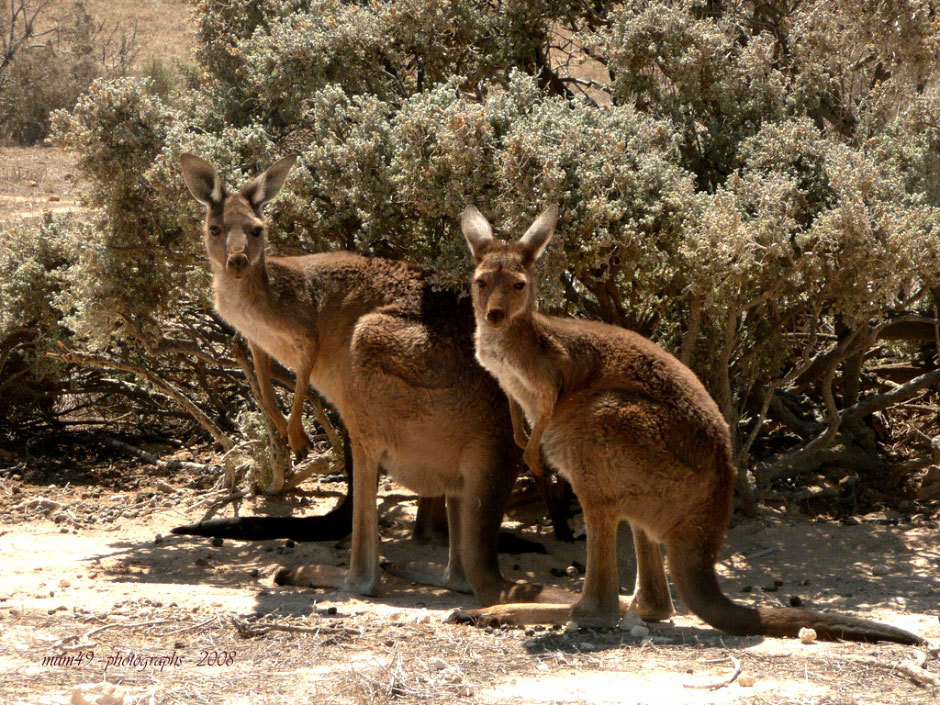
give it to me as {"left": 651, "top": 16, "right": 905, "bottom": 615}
{"left": 288, "top": 430, "right": 313, "bottom": 458}
{"left": 446, "top": 608, "right": 500, "bottom": 627}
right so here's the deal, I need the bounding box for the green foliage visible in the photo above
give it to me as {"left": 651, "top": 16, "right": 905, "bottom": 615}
{"left": 18, "top": 0, "right": 940, "bottom": 496}
{"left": 0, "top": 218, "right": 77, "bottom": 429}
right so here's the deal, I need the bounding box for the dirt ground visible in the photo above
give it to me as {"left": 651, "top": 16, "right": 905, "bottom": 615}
{"left": 0, "top": 446, "right": 937, "bottom": 705}
{"left": 0, "top": 146, "right": 83, "bottom": 227}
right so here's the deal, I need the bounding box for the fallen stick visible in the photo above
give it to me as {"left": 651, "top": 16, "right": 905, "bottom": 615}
{"left": 855, "top": 656, "right": 940, "bottom": 688}
{"left": 107, "top": 439, "right": 220, "bottom": 474}
{"left": 684, "top": 654, "right": 742, "bottom": 691}
{"left": 52, "top": 619, "right": 172, "bottom": 650}
{"left": 231, "top": 616, "right": 360, "bottom": 639}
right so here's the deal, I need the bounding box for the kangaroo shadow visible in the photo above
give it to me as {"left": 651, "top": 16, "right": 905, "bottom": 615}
{"left": 91, "top": 513, "right": 938, "bottom": 637}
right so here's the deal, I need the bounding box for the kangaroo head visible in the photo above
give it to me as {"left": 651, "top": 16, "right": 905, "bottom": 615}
{"left": 461, "top": 204, "right": 558, "bottom": 329}
{"left": 180, "top": 153, "right": 296, "bottom": 279}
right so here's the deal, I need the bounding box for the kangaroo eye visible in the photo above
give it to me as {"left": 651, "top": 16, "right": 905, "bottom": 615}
{"left": 251, "top": 226, "right": 263, "bottom": 237}
{"left": 475, "top": 279, "right": 487, "bottom": 289}
{"left": 208, "top": 225, "right": 222, "bottom": 236}
{"left": 513, "top": 282, "right": 526, "bottom": 290}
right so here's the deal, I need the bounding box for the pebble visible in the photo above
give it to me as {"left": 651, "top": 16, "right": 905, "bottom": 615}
{"left": 211, "top": 537, "right": 223, "bottom": 547}
{"left": 429, "top": 657, "right": 448, "bottom": 671}
{"left": 789, "top": 595, "right": 802, "bottom": 607}
{"left": 70, "top": 681, "right": 125, "bottom": 705}
{"left": 618, "top": 610, "right": 645, "bottom": 631}
{"left": 799, "top": 627, "right": 817, "bottom": 644}
{"left": 565, "top": 565, "right": 579, "bottom": 578}
{"left": 738, "top": 674, "right": 756, "bottom": 687}
{"left": 564, "top": 620, "right": 579, "bottom": 633}
{"left": 26, "top": 497, "right": 62, "bottom": 512}
{"left": 872, "top": 563, "right": 890, "bottom": 576}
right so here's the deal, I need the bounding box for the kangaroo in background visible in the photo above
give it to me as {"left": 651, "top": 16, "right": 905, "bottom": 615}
{"left": 177, "top": 154, "right": 608, "bottom": 608}
{"left": 454, "top": 204, "right": 923, "bottom": 644}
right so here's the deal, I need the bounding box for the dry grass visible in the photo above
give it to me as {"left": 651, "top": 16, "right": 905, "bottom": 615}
{"left": 0, "top": 146, "right": 83, "bottom": 228}
{"left": 44, "top": 0, "right": 196, "bottom": 72}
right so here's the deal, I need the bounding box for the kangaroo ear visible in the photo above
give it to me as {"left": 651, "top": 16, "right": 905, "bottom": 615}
{"left": 461, "top": 205, "right": 495, "bottom": 262}
{"left": 518, "top": 204, "right": 558, "bottom": 263}
{"left": 240, "top": 154, "right": 298, "bottom": 210}
{"left": 180, "top": 153, "right": 225, "bottom": 206}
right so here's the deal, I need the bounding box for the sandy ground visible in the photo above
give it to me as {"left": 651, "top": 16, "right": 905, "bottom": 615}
{"left": 0, "top": 452, "right": 937, "bottom": 705}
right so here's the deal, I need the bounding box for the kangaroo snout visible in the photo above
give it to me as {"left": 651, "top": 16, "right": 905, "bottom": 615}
{"left": 227, "top": 252, "right": 249, "bottom": 274}
{"left": 486, "top": 308, "right": 506, "bottom": 326}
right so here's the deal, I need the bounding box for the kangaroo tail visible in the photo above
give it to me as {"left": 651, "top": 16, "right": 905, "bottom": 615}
{"left": 666, "top": 540, "right": 924, "bottom": 645}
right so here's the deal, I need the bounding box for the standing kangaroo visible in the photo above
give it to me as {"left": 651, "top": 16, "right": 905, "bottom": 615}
{"left": 178, "top": 154, "right": 600, "bottom": 607}
{"left": 455, "top": 204, "right": 923, "bottom": 644}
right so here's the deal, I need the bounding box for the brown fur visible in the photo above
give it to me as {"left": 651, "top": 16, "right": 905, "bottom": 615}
{"left": 179, "top": 155, "right": 612, "bottom": 608}
{"left": 454, "top": 204, "right": 923, "bottom": 644}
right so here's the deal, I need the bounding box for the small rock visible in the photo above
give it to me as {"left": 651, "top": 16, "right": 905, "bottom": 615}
{"left": 154, "top": 480, "right": 174, "bottom": 493}
{"left": 285, "top": 539, "right": 296, "bottom": 548}
{"left": 48, "top": 195, "right": 61, "bottom": 202}
{"left": 872, "top": 563, "right": 890, "bottom": 577}
{"left": 249, "top": 568, "right": 260, "bottom": 579}
{"left": 618, "top": 610, "right": 645, "bottom": 631}
{"left": 70, "top": 682, "right": 125, "bottom": 705}
{"left": 918, "top": 466, "right": 940, "bottom": 501}
{"left": 564, "top": 620, "right": 579, "bottom": 633}
{"left": 629, "top": 625, "right": 650, "bottom": 638}
{"left": 484, "top": 626, "right": 494, "bottom": 634}
{"left": 524, "top": 628, "right": 535, "bottom": 637}
{"left": 429, "top": 657, "right": 448, "bottom": 671}
{"left": 789, "top": 595, "right": 802, "bottom": 607}
{"left": 799, "top": 627, "right": 817, "bottom": 644}
{"left": 28, "top": 180, "right": 38, "bottom": 187}
{"left": 738, "top": 673, "right": 756, "bottom": 687}
{"left": 210, "top": 537, "right": 223, "bottom": 548}
{"left": 578, "top": 641, "right": 595, "bottom": 651}
{"left": 326, "top": 606, "right": 337, "bottom": 615}
{"left": 570, "top": 514, "right": 586, "bottom": 539}
{"left": 565, "top": 565, "right": 579, "bottom": 578}
{"left": 26, "top": 497, "right": 62, "bottom": 512}
{"left": 153, "top": 534, "right": 163, "bottom": 545}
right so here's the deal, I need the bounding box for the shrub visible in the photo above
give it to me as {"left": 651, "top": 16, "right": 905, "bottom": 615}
{"left": 25, "top": 0, "right": 940, "bottom": 507}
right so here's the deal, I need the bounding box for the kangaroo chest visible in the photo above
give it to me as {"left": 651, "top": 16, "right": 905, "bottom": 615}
{"left": 475, "top": 340, "right": 543, "bottom": 424}
{"left": 215, "top": 291, "right": 305, "bottom": 373}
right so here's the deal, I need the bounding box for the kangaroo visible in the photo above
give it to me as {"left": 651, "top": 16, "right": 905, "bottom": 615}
{"left": 177, "top": 154, "right": 621, "bottom": 608}
{"left": 453, "top": 204, "right": 923, "bottom": 644}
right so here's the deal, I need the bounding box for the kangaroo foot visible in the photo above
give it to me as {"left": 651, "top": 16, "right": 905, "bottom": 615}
{"left": 382, "top": 561, "right": 473, "bottom": 594}
{"left": 448, "top": 603, "right": 573, "bottom": 627}
{"left": 569, "top": 602, "right": 620, "bottom": 629}
{"left": 275, "top": 563, "right": 379, "bottom": 596}
{"left": 620, "top": 592, "right": 675, "bottom": 621}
